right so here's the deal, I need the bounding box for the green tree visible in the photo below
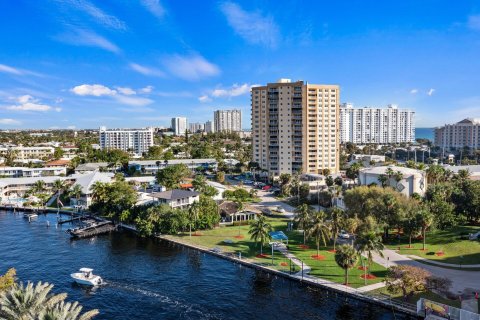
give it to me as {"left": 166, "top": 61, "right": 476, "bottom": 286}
{"left": 89, "top": 180, "right": 138, "bottom": 222}
{"left": 325, "top": 176, "right": 334, "bottom": 187}
{"left": 306, "top": 211, "right": 331, "bottom": 257}
{"left": 355, "top": 231, "right": 384, "bottom": 277}
{"left": 68, "top": 184, "right": 83, "bottom": 205}
{"left": 215, "top": 171, "right": 225, "bottom": 183}
{"left": 188, "top": 201, "right": 200, "bottom": 237}
{"left": 377, "top": 174, "right": 388, "bottom": 188}
{"left": 385, "top": 265, "right": 430, "bottom": 301}
{"left": 346, "top": 162, "right": 362, "bottom": 180}
{"left": 329, "top": 208, "right": 344, "bottom": 251}
{"left": 156, "top": 164, "right": 189, "bottom": 190}
{"left": 248, "top": 215, "right": 272, "bottom": 255}
{"left": 0, "top": 268, "right": 16, "bottom": 292}
{"left": 334, "top": 245, "right": 359, "bottom": 285}
{"left": 53, "top": 147, "right": 64, "bottom": 160}
{"left": 416, "top": 209, "right": 434, "bottom": 251}
{"left": 294, "top": 204, "right": 312, "bottom": 244}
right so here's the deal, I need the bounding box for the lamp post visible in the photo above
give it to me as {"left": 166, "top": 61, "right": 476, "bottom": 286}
{"left": 269, "top": 242, "right": 275, "bottom": 266}
{"left": 317, "top": 181, "right": 320, "bottom": 210}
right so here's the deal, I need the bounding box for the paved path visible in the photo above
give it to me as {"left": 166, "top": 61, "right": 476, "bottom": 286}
{"left": 371, "top": 249, "right": 480, "bottom": 294}
{"left": 407, "top": 255, "right": 480, "bottom": 268}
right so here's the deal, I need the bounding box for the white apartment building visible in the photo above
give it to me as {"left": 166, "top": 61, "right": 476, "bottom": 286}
{"left": 98, "top": 127, "right": 154, "bottom": 156}
{"left": 340, "top": 103, "right": 415, "bottom": 144}
{"left": 252, "top": 79, "right": 340, "bottom": 177}
{"left": 214, "top": 110, "right": 242, "bottom": 132}
{"left": 205, "top": 120, "right": 214, "bottom": 133}
{"left": 171, "top": 117, "right": 187, "bottom": 136}
{"left": 189, "top": 122, "right": 205, "bottom": 133}
{"left": 0, "top": 146, "right": 54, "bottom": 161}
{"left": 0, "top": 166, "right": 67, "bottom": 178}
{"left": 434, "top": 118, "right": 480, "bottom": 149}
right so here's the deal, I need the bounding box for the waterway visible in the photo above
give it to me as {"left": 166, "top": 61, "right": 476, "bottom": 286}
{"left": 0, "top": 211, "right": 412, "bottom": 320}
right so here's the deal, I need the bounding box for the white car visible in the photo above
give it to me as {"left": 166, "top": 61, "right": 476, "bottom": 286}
{"left": 338, "top": 230, "right": 350, "bottom": 239}
{"left": 275, "top": 206, "right": 286, "bottom": 213}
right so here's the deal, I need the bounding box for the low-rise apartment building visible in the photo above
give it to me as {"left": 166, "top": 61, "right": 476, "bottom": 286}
{"left": 0, "top": 166, "right": 67, "bottom": 178}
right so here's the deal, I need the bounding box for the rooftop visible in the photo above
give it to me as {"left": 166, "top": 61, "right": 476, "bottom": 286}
{"left": 359, "top": 165, "right": 425, "bottom": 177}
{"left": 150, "top": 189, "right": 199, "bottom": 200}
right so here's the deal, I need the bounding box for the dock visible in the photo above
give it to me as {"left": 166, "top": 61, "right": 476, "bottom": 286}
{"left": 68, "top": 221, "right": 117, "bottom": 239}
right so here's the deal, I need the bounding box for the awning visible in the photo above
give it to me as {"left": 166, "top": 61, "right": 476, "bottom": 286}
{"left": 269, "top": 231, "right": 288, "bottom": 241}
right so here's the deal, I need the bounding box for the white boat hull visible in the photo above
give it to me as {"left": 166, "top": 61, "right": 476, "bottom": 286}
{"left": 70, "top": 273, "right": 102, "bottom": 286}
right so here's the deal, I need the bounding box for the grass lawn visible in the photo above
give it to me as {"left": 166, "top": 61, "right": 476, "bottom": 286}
{"left": 386, "top": 226, "right": 480, "bottom": 265}
{"left": 371, "top": 287, "right": 461, "bottom": 309}
{"left": 171, "top": 216, "right": 387, "bottom": 288}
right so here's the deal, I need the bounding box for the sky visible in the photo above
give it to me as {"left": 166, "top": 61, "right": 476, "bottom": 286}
{"left": 1, "top": 0, "right": 480, "bottom": 130}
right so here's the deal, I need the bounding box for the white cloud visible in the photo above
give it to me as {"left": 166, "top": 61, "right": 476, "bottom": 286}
{"left": 114, "top": 95, "right": 154, "bottom": 107}
{"left": 62, "top": 0, "right": 126, "bottom": 30}
{"left": 140, "top": 0, "right": 165, "bottom": 19}
{"left": 140, "top": 85, "right": 154, "bottom": 93}
{"left": 198, "top": 95, "right": 212, "bottom": 103}
{"left": 129, "top": 62, "right": 165, "bottom": 77}
{"left": 427, "top": 88, "right": 435, "bottom": 96}
{"left": 116, "top": 87, "right": 136, "bottom": 95}
{"left": 5, "top": 95, "right": 54, "bottom": 112}
{"left": 0, "top": 118, "right": 20, "bottom": 125}
{"left": 468, "top": 15, "right": 480, "bottom": 31}
{"left": 410, "top": 89, "right": 418, "bottom": 94}
{"left": 71, "top": 84, "right": 117, "bottom": 96}
{"left": 220, "top": 2, "right": 280, "bottom": 48}
{"left": 162, "top": 54, "right": 220, "bottom": 81}
{"left": 55, "top": 107, "right": 62, "bottom": 112}
{"left": 212, "top": 83, "right": 250, "bottom": 97}
{"left": 56, "top": 29, "right": 120, "bottom": 53}
{"left": 0, "top": 64, "right": 22, "bottom": 75}
{"left": 67, "top": 125, "right": 76, "bottom": 129}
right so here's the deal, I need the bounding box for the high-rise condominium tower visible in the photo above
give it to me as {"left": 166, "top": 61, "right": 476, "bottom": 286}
{"left": 99, "top": 126, "right": 154, "bottom": 156}
{"left": 171, "top": 117, "right": 187, "bottom": 136}
{"left": 214, "top": 109, "right": 242, "bottom": 132}
{"left": 339, "top": 103, "right": 415, "bottom": 144}
{"left": 251, "top": 79, "right": 340, "bottom": 177}
{"left": 434, "top": 118, "right": 480, "bottom": 149}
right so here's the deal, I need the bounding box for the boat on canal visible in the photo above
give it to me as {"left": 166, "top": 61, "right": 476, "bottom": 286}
{"left": 71, "top": 268, "right": 103, "bottom": 286}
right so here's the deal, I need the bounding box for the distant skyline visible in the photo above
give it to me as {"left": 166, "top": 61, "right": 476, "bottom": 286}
{"left": 1, "top": 1, "right": 480, "bottom": 129}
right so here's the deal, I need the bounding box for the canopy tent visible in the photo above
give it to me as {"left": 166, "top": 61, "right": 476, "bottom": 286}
{"left": 269, "top": 231, "right": 289, "bottom": 245}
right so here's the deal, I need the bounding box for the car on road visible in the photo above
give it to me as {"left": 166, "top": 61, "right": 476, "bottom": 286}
{"left": 338, "top": 230, "right": 350, "bottom": 239}
{"left": 243, "top": 180, "right": 254, "bottom": 185}
{"left": 274, "top": 206, "right": 286, "bottom": 213}
{"left": 262, "top": 185, "right": 272, "bottom": 191}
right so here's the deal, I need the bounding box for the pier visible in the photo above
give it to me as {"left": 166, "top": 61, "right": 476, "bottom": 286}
{"left": 68, "top": 221, "right": 117, "bottom": 239}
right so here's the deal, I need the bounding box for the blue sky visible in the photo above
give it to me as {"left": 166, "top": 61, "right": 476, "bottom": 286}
{"left": 1, "top": 0, "right": 480, "bottom": 129}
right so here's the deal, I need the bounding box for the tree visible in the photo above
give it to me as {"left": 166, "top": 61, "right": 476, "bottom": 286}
{"left": 68, "top": 184, "right": 83, "bottom": 205}
{"left": 306, "top": 211, "right": 331, "bottom": 257}
{"left": 294, "top": 204, "right": 312, "bottom": 244}
{"left": 156, "top": 164, "right": 189, "bottom": 190}
{"left": 393, "top": 171, "right": 404, "bottom": 189}
{"left": 416, "top": 209, "right": 434, "bottom": 250}
{"left": 325, "top": 176, "right": 334, "bottom": 187}
{"left": 278, "top": 173, "right": 291, "bottom": 196}
{"left": 89, "top": 180, "right": 138, "bottom": 222}
{"left": 334, "top": 176, "right": 343, "bottom": 187}
{"left": 33, "top": 180, "right": 46, "bottom": 194}
{"left": 0, "top": 281, "right": 98, "bottom": 320}
{"left": 385, "top": 265, "right": 431, "bottom": 300}
{"left": 377, "top": 174, "right": 388, "bottom": 188}
{"left": 52, "top": 179, "right": 67, "bottom": 209}
{"left": 188, "top": 201, "right": 201, "bottom": 237}
{"left": 346, "top": 162, "right": 362, "bottom": 180}
{"left": 329, "top": 208, "right": 344, "bottom": 251}
{"left": 3, "top": 149, "right": 18, "bottom": 166}
{"left": 146, "top": 146, "right": 163, "bottom": 159}
{"left": 192, "top": 175, "right": 207, "bottom": 193}
{"left": 334, "top": 245, "right": 358, "bottom": 285}
{"left": 53, "top": 147, "right": 64, "bottom": 160}
{"left": 215, "top": 171, "right": 225, "bottom": 183}
{"left": 355, "top": 231, "right": 384, "bottom": 277}
{"left": 248, "top": 215, "right": 272, "bottom": 255}
{"left": 402, "top": 214, "right": 422, "bottom": 248}
{"left": 0, "top": 268, "right": 16, "bottom": 292}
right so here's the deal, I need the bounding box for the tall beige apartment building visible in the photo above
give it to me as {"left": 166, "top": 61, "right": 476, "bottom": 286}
{"left": 251, "top": 79, "right": 340, "bottom": 177}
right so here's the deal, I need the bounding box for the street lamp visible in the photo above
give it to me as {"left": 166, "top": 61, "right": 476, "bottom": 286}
{"left": 269, "top": 242, "right": 276, "bottom": 266}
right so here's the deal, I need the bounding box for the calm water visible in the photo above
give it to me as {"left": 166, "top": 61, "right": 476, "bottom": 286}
{"left": 416, "top": 128, "right": 434, "bottom": 141}
{"left": 0, "top": 212, "right": 411, "bottom": 320}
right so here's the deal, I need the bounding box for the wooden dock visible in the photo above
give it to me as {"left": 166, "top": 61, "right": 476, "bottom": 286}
{"left": 68, "top": 221, "right": 117, "bottom": 239}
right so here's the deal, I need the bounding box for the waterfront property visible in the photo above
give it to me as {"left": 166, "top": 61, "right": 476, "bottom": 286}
{"left": 149, "top": 189, "right": 200, "bottom": 209}
{"left": 70, "top": 172, "right": 114, "bottom": 207}
{"left": 0, "top": 166, "right": 67, "bottom": 178}
{"left": 358, "top": 165, "right": 427, "bottom": 197}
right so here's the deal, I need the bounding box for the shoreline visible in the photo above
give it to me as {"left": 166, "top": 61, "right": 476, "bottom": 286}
{"left": 157, "top": 234, "right": 419, "bottom": 318}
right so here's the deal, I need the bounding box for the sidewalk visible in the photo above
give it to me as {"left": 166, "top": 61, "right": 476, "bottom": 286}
{"left": 407, "top": 255, "right": 480, "bottom": 268}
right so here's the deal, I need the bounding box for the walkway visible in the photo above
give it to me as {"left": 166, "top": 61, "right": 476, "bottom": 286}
{"left": 406, "top": 255, "right": 480, "bottom": 268}
{"left": 371, "top": 249, "right": 480, "bottom": 294}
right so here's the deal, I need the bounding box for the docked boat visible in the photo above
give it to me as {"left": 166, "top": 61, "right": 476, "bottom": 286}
{"left": 23, "top": 213, "right": 38, "bottom": 219}
{"left": 70, "top": 268, "right": 103, "bottom": 286}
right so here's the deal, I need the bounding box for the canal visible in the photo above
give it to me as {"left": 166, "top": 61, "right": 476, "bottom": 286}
{"left": 0, "top": 211, "right": 412, "bottom": 319}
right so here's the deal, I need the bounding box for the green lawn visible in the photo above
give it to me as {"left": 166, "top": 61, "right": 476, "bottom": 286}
{"left": 371, "top": 287, "right": 461, "bottom": 309}
{"left": 171, "top": 217, "right": 386, "bottom": 288}
{"left": 386, "top": 226, "right": 480, "bottom": 265}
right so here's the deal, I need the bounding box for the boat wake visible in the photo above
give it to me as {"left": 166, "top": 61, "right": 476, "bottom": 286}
{"left": 106, "top": 281, "right": 221, "bottom": 319}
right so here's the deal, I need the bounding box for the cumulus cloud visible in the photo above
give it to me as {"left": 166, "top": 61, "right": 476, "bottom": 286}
{"left": 116, "top": 87, "right": 136, "bottom": 95}
{"left": 71, "top": 84, "right": 117, "bottom": 96}
{"left": 410, "top": 89, "right": 418, "bottom": 94}
{"left": 198, "top": 95, "right": 212, "bottom": 103}
{"left": 0, "top": 118, "right": 21, "bottom": 125}
{"left": 140, "top": 0, "right": 165, "bottom": 18}
{"left": 129, "top": 62, "right": 165, "bottom": 77}
{"left": 140, "top": 85, "right": 154, "bottom": 93}
{"left": 220, "top": 2, "right": 280, "bottom": 48}
{"left": 70, "top": 83, "right": 154, "bottom": 107}
{"left": 427, "top": 88, "right": 435, "bottom": 96}
{"left": 6, "top": 95, "right": 54, "bottom": 112}
{"left": 468, "top": 15, "right": 480, "bottom": 31}
{"left": 162, "top": 54, "right": 220, "bottom": 81}
{"left": 56, "top": 29, "right": 120, "bottom": 53}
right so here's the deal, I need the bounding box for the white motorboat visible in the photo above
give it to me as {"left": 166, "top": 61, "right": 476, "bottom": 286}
{"left": 70, "top": 268, "right": 103, "bottom": 286}
{"left": 23, "top": 213, "right": 38, "bottom": 219}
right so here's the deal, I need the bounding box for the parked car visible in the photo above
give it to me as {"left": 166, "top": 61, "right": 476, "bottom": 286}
{"left": 274, "top": 206, "right": 286, "bottom": 213}
{"left": 338, "top": 230, "right": 350, "bottom": 239}
{"left": 262, "top": 185, "right": 272, "bottom": 191}
{"left": 261, "top": 208, "right": 272, "bottom": 215}
{"left": 244, "top": 180, "right": 254, "bottom": 185}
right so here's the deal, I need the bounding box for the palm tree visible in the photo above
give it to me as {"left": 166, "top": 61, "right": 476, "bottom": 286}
{"left": 0, "top": 281, "right": 98, "bottom": 320}
{"left": 155, "top": 160, "right": 161, "bottom": 174}
{"left": 33, "top": 180, "right": 46, "bottom": 194}
{"left": 294, "top": 204, "right": 311, "bottom": 244}
{"left": 417, "top": 209, "right": 434, "bottom": 250}
{"left": 68, "top": 184, "right": 83, "bottom": 207}
{"left": 306, "top": 211, "right": 331, "bottom": 257}
{"left": 52, "top": 179, "right": 66, "bottom": 210}
{"left": 248, "top": 215, "right": 272, "bottom": 255}
{"left": 334, "top": 244, "right": 359, "bottom": 285}
{"left": 393, "top": 171, "right": 404, "bottom": 189}
{"left": 188, "top": 201, "right": 201, "bottom": 237}
{"left": 355, "top": 231, "right": 384, "bottom": 280}
{"left": 329, "top": 208, "right": 344, "bottom": 252}
{"left": 377, "top": 174, "right": 388, "bottom": 188}
{"left": 90, "top": 181, "right": 107, "bottom": 203}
